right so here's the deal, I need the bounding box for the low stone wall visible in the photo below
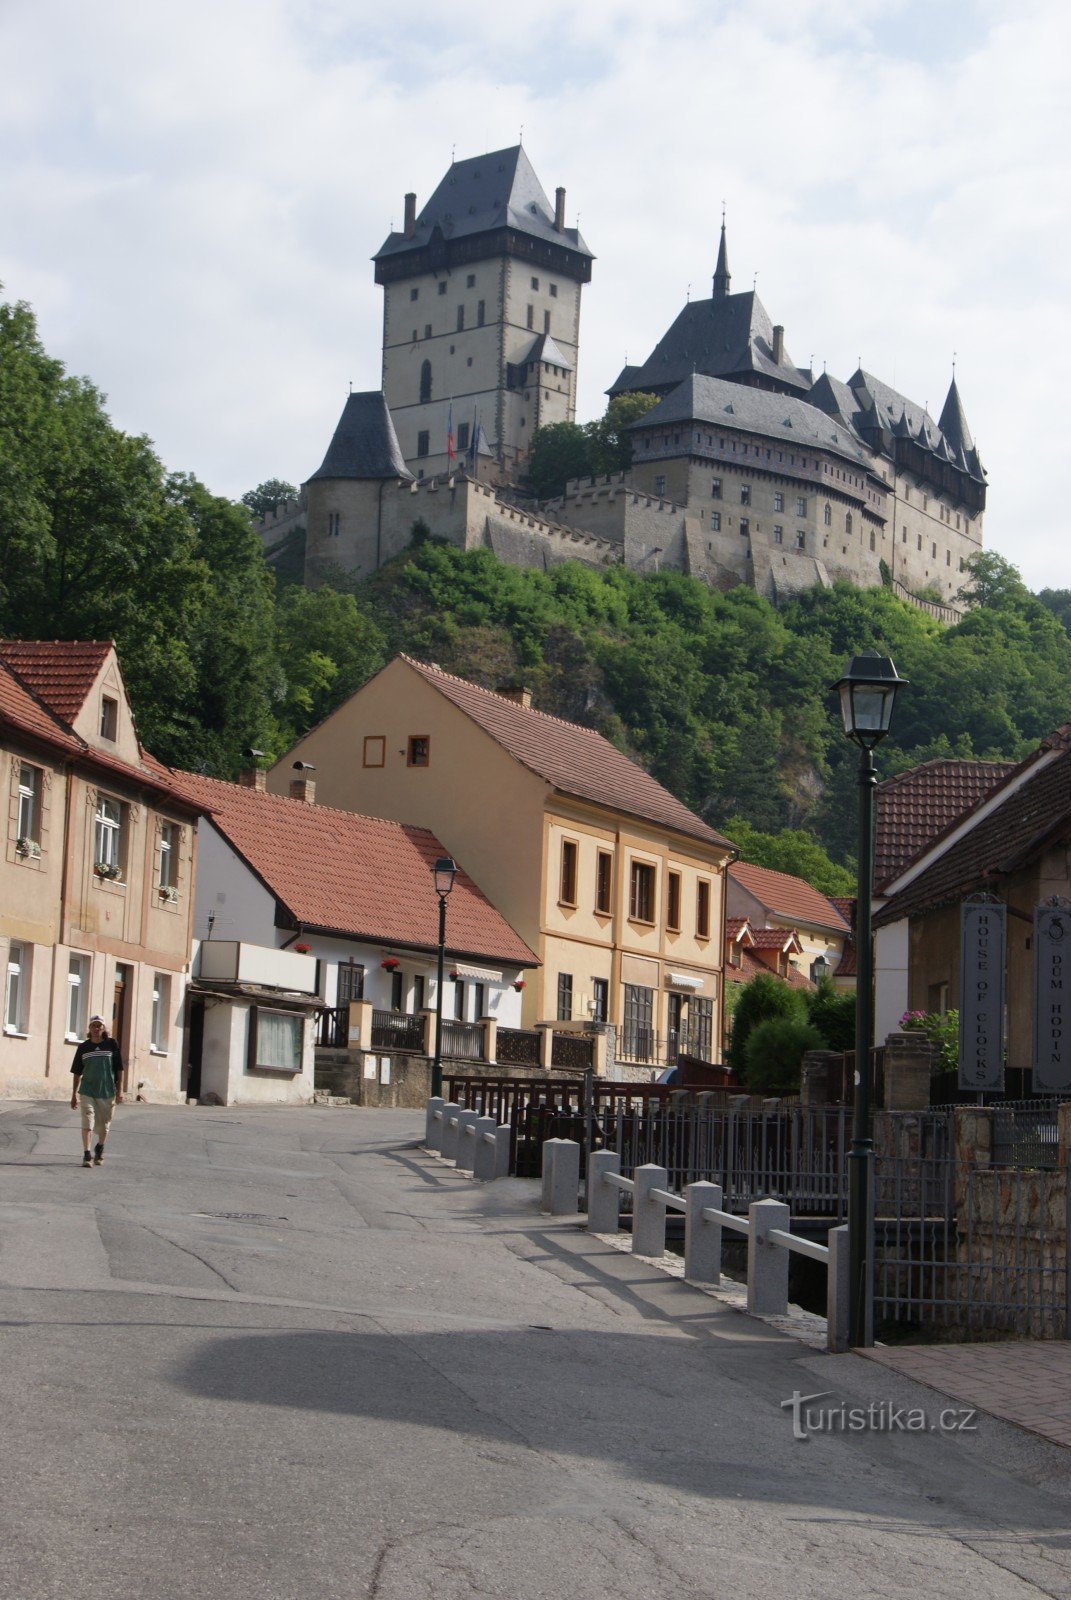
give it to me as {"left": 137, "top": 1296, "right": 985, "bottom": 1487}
{"left": 315, "top": 1048, "right": 431, "bottom": 1108}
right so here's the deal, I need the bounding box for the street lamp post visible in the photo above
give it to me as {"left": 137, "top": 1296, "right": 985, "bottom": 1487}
{"left": 431, "top": 856, "right": 458, "bottom": 1100}
{"left": 832, "top": 651, "right": 906, "bottom": 1348}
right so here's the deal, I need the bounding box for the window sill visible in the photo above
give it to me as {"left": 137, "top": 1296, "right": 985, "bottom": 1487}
{"left": 3, "top": 1028, "right": 29, "bottom": 1039}
{"left": 627, "top": 916, "right": 656, "bottom": 929}
{"left": 248, "top": 1063, "right": 303, "bottom": 1075}
{"left": 65, "top": 1033, "right": 82, "bottom": 1044}
{"left": 149, "top": 1047, "right": 169, "bottom": 1057}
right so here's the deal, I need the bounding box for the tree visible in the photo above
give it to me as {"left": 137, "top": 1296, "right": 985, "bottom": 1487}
{"left": 743, "top": 1017, "right": 824, "bottom": 1094}
{"left": 585, "top": 392, "right": 660, "bottom": 475}
{"left": 805, "top": 978, "right": 856, "bottom": 1052}
{"left": 956, "top": 550, "right": 1029, "bottom": 610}
{"left": 273, "top": 586, "right": 386, "bottom": 747}
{"left": 526, "top": 422, "right": 591, "bottom": 499}
{"left": 727, "top": 973, "right": 806, "bottom": 1076}
{"left": 242, "top": 479, "right": 298, "bottom": 520}
{"left": 722, "top": 816, "right": 855, "bottom": 896}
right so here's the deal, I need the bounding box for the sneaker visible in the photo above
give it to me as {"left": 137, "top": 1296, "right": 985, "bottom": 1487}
{"left": 93, "top": 1143, "right": 104, "bottom": 1165}
{"left": 82, "top": 1151, "right": 92, "bottom": 1168}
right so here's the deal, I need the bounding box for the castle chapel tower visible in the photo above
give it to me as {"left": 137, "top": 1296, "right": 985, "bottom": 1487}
{"left": 374, "top": 146, "right": 593, "bottom": 481}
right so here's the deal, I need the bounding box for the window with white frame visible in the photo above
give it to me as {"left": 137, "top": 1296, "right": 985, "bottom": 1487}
{"left": 66, "top": 954, "right": 90, "bottom": 1040}
{"left": 157, "top": 822, "right": 179, "bottom": 889}
{"left": 150, "top": 973, "right": 171, "bottom": 1052}
{"left": 17, "top": 764, "right": 41, "bottom": 846}
{"left": 248, "top": 1007, "right": 303, "bottom": 1072}
{"left": 5, "top": 942, "right": 30, "bottom": 1033}
{"left": 100, "top": 696, "right": 118, "bottom": 741}
{"left": 94, "top": 795, "right": 123, "bottom": 874}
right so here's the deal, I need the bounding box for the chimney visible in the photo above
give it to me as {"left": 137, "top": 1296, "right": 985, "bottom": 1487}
{"left": 290, "top": 760, "right": 316, "bottom": 804}
{"left": 772, "top": 325, "right": 785, "bottom": 364}
{"left": 497, "top": 683, "right": 533, "bottom": 708}
{"left": 554, "top": 186, "right": 566, "bottom": 232}
{"left": 404, "top": 192, "right": 417, "bottom": 239}
{"left": 238, "top": 768, "right": 267, "bottom": 792}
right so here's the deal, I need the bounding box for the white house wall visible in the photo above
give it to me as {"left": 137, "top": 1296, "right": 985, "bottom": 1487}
{"left": 193, "top": 821, "right": 277, "bottom": 944}
{"left": 874, "top": 920, "right": 910, "bottom": 1045}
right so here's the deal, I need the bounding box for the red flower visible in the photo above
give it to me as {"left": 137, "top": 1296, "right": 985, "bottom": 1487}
{"left": 381, "top": 958, "right": 399, "bottom": 971}
{"left": 293, "top": 943, "right": 311, "bottom": 954}
{"left": 513, "top": 980, "right": 526, "bottom": 991}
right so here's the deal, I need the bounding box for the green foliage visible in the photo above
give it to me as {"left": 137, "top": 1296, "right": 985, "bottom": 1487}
{"left": 241, "top": 479, "right": 297, "bottom": 519}
{"left": 743, "top": 1017, "right": 825, "bottom": 1094}
{"left": 722, "top": 815, "right": 855, "bottom": 896}
{"left": 727, "top": 973, "right": 806, "bottom": 1076}
{"left": 585, "top": 392, "right": 660, "bottom": 475}
{"left": 526, "top": 422, "right": 591, "bottom": 499}
{"left": 273, "top": 586, "right": 386, "bottom": 748}
{"left": 805, "top": 979, "right": 856, "bottom": 1052}
{"left": 901, "top": 1008, "right": 959, "bottom": 1072}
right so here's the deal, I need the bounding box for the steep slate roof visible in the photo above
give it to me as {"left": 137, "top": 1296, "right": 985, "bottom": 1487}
{"left": 307, "top": 392, "right": 412, "bottom": 483}
{"left": 874, "top": 758, "right": 1018, "bottom": 890}
{"left": 401, "top": 657, "right": 731, "bottom": 850}
{"left": 729, "top": 860, "right": 850, "bottom": 935}
{"left": 375, "top": 145, "right": 592, "bottom": 263}
{"left": 874, "top": 731, "right": 1071, "bottom": 927}
{"left": 174, "top": 772, "right": 538, "bottom": 964}
{"left": 629, "top": 373, "right": 874, "bottom": 472}
{"left": 0, "top": 640, "right": 111, "bottom": 723}
{"left": 609, "top": 288, "right": 809, "bottom": 398}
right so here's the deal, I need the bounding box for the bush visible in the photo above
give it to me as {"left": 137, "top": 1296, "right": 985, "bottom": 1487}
{"left": 743, "top": 1018, "right": 825, "bottom": 1095}
{"left": 806, "top": 978, "right": 856, "bottom": 1052}
{"left": 728, "top": 973, "right": 806, "bottom": 1075}
{"left": 901, "top": 1008, "right": 959, "bottom": 1072}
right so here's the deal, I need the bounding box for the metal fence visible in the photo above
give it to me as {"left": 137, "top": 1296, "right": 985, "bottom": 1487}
{"left": 442, "top": 1019, "right": 485, "bottom": 1061}
{"left": 992, "top": 1100, "right": 1064, "bottom": 1168}
{"left": 551, "top": 1032, "right": 594, "bottom": 1071}
{"left": 370, "top": 1010, "right": 425, "bottom": 1053}
{"left": 316, "top": 1005, "right": 348, "bottom": 1049}
{"left": 497, "top": 1028, "right": 541, "bottom": 1067}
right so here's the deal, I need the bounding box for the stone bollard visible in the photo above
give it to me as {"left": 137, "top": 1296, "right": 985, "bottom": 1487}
{"left": 493, "top": 1123, "right": 510, "bottom": 1179}
{"left": 425, "top": 1096, "right": 445, "bottom": 1151}
{"left": 684, "top": 1180, "right": 723, "bottom": 1284}
{"left": 546, "top": 1139, "right": 580, "bottom": 1215}
{"left": 746, "top": 1197, "right": 791, "bottom": 1316}
{"left": 826, "top": 1224, "right": 850, "bottom": 1352}
{"left": 541, "top": 1138, "right": 568, "bottom": 1211}
{"left": 587, "top": 1149, "right": 621, "bottom": 1233}
{"left": 632, "top": 1164, "right": 668, "bottom": 1258}
{"left": 455, "top": 1110, "right": 479, "bottom": 1172}
{"left": 472, "top": 1116, "right": 498, "bottom": 1181}
{"left": 441, "top": 1103, "right": 462, "bottom": 1163}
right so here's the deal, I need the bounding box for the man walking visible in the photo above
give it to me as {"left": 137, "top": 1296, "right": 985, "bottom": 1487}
{"left": 70, "top": 1015, "right": 124, "bottom": 1167}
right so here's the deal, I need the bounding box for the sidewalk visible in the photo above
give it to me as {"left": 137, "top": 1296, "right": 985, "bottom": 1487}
{"left": 862, "top": 1340, "right": 1071, "bottom": 1448}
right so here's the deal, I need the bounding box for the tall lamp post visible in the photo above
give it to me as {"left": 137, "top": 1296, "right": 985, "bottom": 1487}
{"left": 431, "top": 856, "right": 458, "bottom": 1100}
{"left": 832, "top": 651, "right": 906, "bottom": 1348}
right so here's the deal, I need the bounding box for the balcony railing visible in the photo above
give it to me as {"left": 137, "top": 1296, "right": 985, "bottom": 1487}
{"left": 551, "top": 1032, "right": 594, "bottom": 1071}
{"left": 371, "top": 1010, "right": 425, "bottom": 1053}
{"left": 442, "top": 1019, "right": 485, "bottom": 1060}
{"left": 316, "top": 1005, "right": 349, "bottom": 1049}
{"left": 497, "top": 1027, "right": 541, "bottom": 1067}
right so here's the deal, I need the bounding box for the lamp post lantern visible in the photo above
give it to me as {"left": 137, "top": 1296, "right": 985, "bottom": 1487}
{"left": 431, "top": 856, "right": 458, "bottom": 1100}
{"left": 832, "top": 651, "right": 907, "bottom": 1348}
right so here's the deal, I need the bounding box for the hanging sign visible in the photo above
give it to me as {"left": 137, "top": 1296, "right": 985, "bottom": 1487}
{"left": 1033, "top": 898, "right": 1071, "bottom": 1092}
{"left": 958, "top": 895, "right": 1006, "bottom": 1090}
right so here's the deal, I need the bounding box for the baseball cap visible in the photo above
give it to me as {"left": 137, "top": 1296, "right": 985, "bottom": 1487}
{"left": 89, "top": 1014, "right": 106, "bottom": 1025}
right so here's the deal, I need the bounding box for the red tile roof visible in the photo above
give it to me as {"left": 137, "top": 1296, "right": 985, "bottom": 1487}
{"left": 749, "top": 927, "right": 803, "bottom": 952}
{"left": 402, "top": 656, "right": 730, "bottom": 851}
{"left": 875, "top": 735, "right": 1071, "bottom": 927}
{"left": 0, "top": 660, "right": 83, "bottom": 755}
{"left": 0, "top": 641, "right": 111, "bottom": 723}
{"left": 173, "top": 772, "right": 538, "bottom": 965}
{"left": 728, "top": 860, "right": 850, "bottom": 934}
{"left": 726, "top": 946, "right": 813, "bottom": 990}
{"left": 725, "top": 916, "right": 753, "bottom": 942}
{"left": 874, "top": 758, "right": 1018, "bottom": 890}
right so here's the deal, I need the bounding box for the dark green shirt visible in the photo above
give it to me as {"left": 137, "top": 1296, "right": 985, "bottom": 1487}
{"left": 71, "top": 1037, "right": 123, "bottom": 1099}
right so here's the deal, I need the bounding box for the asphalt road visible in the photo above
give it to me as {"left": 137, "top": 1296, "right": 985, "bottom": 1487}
{"left": 2, "top": 1100, "right": 1071, "bottom": 1600}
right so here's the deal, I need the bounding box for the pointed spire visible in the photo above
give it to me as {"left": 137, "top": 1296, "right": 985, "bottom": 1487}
{"left": 938, "top": 374, "right": 974, "bottom": 455}
{"left": 712, "top": 213, "right": 731, "bottom": 299}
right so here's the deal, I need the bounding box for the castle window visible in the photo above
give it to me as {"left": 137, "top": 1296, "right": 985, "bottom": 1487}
{"left": 796, "top": 530, "right": 806, "bottom": 550}
{"left": 932, "top": 541, "right": 937, "bottom": 559}
{"left": 527, "top": 305, "right": 534, "bottom": 329}
{"left": 871, "top": 531, "right": 877, "bottom": 552}
{"left": 823, "top": 503, "right": 831, "bottom": 525}
{"left": 774, "top": 525, "right": 783, "bottom": 544}
{"left": 796, "top": 497, "right": 807, "bottom": 517}
{"left": 531, "top": 276, "right": 540, "bottom": 291}
{"left": 845, "top": 513, "right": 853, "bottom": 537}
{"left": 467, "top": 357, "right": 473, "bottom": 367}
{"left": 549, "top": 283, "right": 558, "bottom": 297}
{"left": 711, "top": 512, "right": 721, "bottom": 531}
{"left": 654, "top": 476, "right": 666, "bottom": 497}
{"left": 437, "top": 281, "right": 446, "bottom": 296}
{"left": 711, "top": 478, "right": 721, "bottom": 499}
{"left": 419, "top": 361, "right": 432, "bottom": 403}
{"left": 774, "top": 492, "right": 784, "bottom": 512}
{"left": 740, "top": 518, "right": 750, "bottom": 538}
{"left": 411, "top": 329, "right": 417, "bottom": 342}
{"left": 410, "top": 288, "right": 419, "bottom": 302}
{"left": 424, "top": 324, "right": 431, "bottom": 339}
{"left": 544, "top": 310, "right": 551, "bottom": 334}
{"left": 902, "top": 529, "right": 907, "bottom": 542}
{"left": 740, "top": 484, "right": 751, "bottom": 505}
{"left": 456, "top": 306, "right": 464, "bottom": 331}
{"left": 328, "top": 512, "right": 340, "bottom": 537}
{"left": 457, "top": 422, "right": 470, "bottom": 450}
{"left": 416, "top": 430, "right": 429, "bottom": 457}
{"left": 918, "top": 534, "right": 923, "bottom": 550}
{"left": 946, "top": 549, "right": 951, "bottom": 565}
{"left": 477, "top": 301, "right": 485, "bottom": 326}
{"left": 466, "top": 274, "right": 476, "bottom": 288}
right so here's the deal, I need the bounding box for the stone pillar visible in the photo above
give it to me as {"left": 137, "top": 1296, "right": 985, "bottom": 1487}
{"left": 1059, "top": 1103, "right": 1071, "bottom": 1166}
{"left": 539, "top": 1025, "right": 554, "bottom": 1072}
{"left": 800, "top": 1050, "right": 840, "bottom": 1107}
{"left": 882, "top": 1029, "right": 935, "bottom": 1110}
{"left": 953, "top": 1105, "right": 994, "bottom": 1211}
{"left": 747, "top": 1197, "right": 790, "bottom": 1317}
{"left": 347, "top": 999, "right": 374, "bottom": 1052}
{"left": 588, "top": 1149, "right": 621, "bottom": 1233}
{"left": 419, "top": 1009, "right": 435, "bottom": 1056}
{"left": 591, "top": 1030, "right": 609, "bottom": 1077}
{"left": 483, "top": 1016, "right": 498, "bottom": 1065}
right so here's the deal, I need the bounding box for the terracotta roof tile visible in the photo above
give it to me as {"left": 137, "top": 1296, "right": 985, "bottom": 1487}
{"left": 725, "top": 916, "right": 752, "bottom": 941}
{"left": 0, "top": 660, "right": 83, "bottom": 754}
{"left": 174, "top": 772, "right": 538, "bottom": 965}
{"left": 726, "top": 947, "right": 813, "bottom": 990}
{"left": 749, "top": 927, "right": 803, "bottom": 951}
{"left": 0, "top": 641, "right": 111, "bottom": 723}
{"left": 874, "top": 758, "right": 1018, "bottom": 889}
{"left": 403, "top": 656, "right": 730, "bottom": 850}
{"left": 728, "top": 860, "right": 850, "bottom": 934}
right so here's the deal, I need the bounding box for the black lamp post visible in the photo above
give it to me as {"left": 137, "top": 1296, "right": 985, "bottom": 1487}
{"left": 832, "top": 650, "right": 906, "bottom": 1348}
{"left": 431, "top": 856, "right": 458, "bottom": 1099}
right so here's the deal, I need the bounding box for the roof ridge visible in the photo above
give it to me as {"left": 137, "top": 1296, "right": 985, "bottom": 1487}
{"left": 401, "top": 654, "right": 606, "bottom": 739}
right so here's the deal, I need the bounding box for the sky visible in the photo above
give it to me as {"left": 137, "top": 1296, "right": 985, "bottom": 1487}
{"left": 2, "top": 0, "right": 1069, "bottom": 589}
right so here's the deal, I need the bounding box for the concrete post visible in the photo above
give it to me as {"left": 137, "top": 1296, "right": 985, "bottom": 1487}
{"left": 419, "top": 1009, "right": 435, "bottom": 1056}
{"left": 425, "top": 1096, "right": 445, "bottom": 1151}
{"left": 588, "top": 1149, "right": 621, "bottom": 1233}
{"left": 546, "top": 1139, "right": 580, "bottom": 1215}
{"left": 633, "top": 1164, "right": 668, "bottom": 1258}
{"left": 826, "top": 1223, "right": 850, "bottom": 1352}
{"left": 472, "top": 1116, "right": 497, "bottom": 1180}
{"left": 539, "top": 1025, "right": 554, "bottom": 1071}
{"left": 746, "top": 1197, "right": 790, "bottom": 1316}
{"left": 684, "top": 1180, "right": 723, "bottom": 1284}
{"left": 455, "top": 1109, "right": 479, "bottom": 1172}
{"left": 441, "top": 1103, "right": 462, "bottom": 1163}
{"left": 541, "top": 1138, "right": 566, "bottom": 1211}
{"left": 591, "top": 1030, "right": 609, "bottom": 1077}
{"left": 483, "top": 1016, "right": 498, "bottom": 1065}
{"left": 347, "top": 999, "right": 374, "bottom": 1051}
{"left": 493, "top": 1123, "right": 510, "bottom": 1179}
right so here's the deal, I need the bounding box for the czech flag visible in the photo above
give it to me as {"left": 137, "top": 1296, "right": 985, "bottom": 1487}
{"left": 447, "top": 403, "right": 455, "bottom": 464}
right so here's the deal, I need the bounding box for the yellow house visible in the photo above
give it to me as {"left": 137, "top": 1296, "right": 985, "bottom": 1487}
{"left": 0, "top": 641, "right": 202, "bottom": 1100}
{"left": 269, "top": 655, "right": 733, "bottom": 1071}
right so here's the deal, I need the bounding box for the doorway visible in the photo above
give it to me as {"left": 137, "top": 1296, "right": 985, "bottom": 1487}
{"left": 185, "top": 998, "right": 205, "bottom": 1101}
{"left": 112, "top": 963, "right": 134, "bottom": 1058}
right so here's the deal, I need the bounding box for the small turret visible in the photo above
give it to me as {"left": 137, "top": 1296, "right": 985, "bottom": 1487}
{"left": 712, "top": 219, "right": 731, "bottom": 299}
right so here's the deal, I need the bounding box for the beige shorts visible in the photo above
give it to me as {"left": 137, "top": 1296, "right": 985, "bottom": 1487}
{"left": 79, "top": 1096, "right": 115, "bottom": 1137}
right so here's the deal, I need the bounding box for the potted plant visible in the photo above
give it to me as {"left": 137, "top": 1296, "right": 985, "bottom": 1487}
{"left": 15, "top": 837, "right": 40, "bottom": 859}
{"left": 513, "top": 979, "right": 526, "bottom": 991}
{"left": 158, "top": 885, "right": 179, "bottom": 903}
{"left": 380, "top": 957, "right": 399, "bottom": 971}
{"left": 95, "top": 861, "right": 121, "bottom": 881}
{"left": 293, "top": 942, "right": 311, "bottom": 954}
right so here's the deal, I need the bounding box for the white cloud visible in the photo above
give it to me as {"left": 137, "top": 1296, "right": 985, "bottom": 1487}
{"left": 1, "top": 0, "right": 1069, "bottom": 587}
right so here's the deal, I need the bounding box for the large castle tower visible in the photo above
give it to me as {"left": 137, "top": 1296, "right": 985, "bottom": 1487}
{"left": 373, "top": 145, "right": 593, "bottom": 481}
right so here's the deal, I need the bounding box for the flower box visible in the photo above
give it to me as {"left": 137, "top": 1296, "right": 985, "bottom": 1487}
{"left": 94, "top": 862, "right": 121, "bottom": 881}
{"left": 15, "top": 837, "right": 40, "bottom": 860}
{"left": 380, "top": 958, "right": 399, "bottom": 971}
{"left": 158, "top": 885, "right": 179, "bottom": 903}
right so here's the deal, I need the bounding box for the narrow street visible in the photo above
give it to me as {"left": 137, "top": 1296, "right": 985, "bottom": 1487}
{"left": 2, "top": 1101, "right": 1070, "bottom": 1600}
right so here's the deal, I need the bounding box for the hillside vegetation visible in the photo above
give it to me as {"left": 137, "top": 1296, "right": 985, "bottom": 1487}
{"left": 4, "top": 293, "right": 1071, "bottom": 874}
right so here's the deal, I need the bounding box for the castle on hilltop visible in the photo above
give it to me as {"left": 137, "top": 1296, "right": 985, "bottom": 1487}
{"left": 287, "top": 145, "right": 985, "bottom": 612}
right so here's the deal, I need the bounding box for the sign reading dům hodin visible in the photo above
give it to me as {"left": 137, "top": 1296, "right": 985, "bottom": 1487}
{"left": 1033, "top": 898, "right": 1071, "bottom": 1092}
{"left": 959, "top": 895, "right": 1006, "bottom": 1091}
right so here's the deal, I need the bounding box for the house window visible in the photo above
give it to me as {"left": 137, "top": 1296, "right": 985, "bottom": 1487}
{"left": 424, "top": 323, "right": 432, "bottom": 339}
{"left": 629, "top": 861, "right": 656, "bottom": 923}
{"left": 696, "top": 879, "right": 711, "bottom": 939}
{"left": 337, "top": 961, "right": 365, "bottom": 1005}
{"left": 419, "top": 361, "right": 432, "bottom": 403}
{"left": 595, "top": 850, "right": 613, "bottom": 915}
{"left": 740, "top": 484, "right": 751, "bottom": 505}
{"left": 416, "top": 431, "right": 430, "bottom": 458}
{"left": 527, "top": 305, "right": 534, "bottom": 329}
{"left": 774, "top": 525, "right": 783, "bottom": 544}
{"left": 774, "top": 492, "right": 784, "bottom": 512}
{"left": 157, "top": 822, "right": 178, "bottom": 889}
{"left": 550, "top": 282, "right": 558, "bottom": 297}
{"left": 248, "top": 1008, "right": 303, "bottom": 1072}
{"left": 100, "top": 696, "right": 118, "bottom": 741}
{"left": 391, "top": 970, "right": 404, "bottom": 1011}
{"left": 667, "top": 871, "right": 681, "bottom": 932}
{"left": 150, "top": 973, "right": 170, "bottom": 1053}
{"left": 454, "top": 980, "right": 465, "bottom": 1020}
{"left": 17, "top": 764, "right": 40, "bottom": 845}
{"left": 5, "top": 942, "right": 29, "bottom": 1034}
{"left": 363, "top": 736, "right": 386, "bottom": 768}
{"left": 94, "top": 795, "right": 123, "bottom": 875}
{"left": 437, "top": 281, "right": 446, "bottom": 296}
{"left": 711, "top": 478, "right": 722, "bottom": 499}
{"left": 592, "top": 977, "right": 608, "bottom": 1023}
{"left": 711, "top": 511, "right": 721, "bottom": 531}
{"left": 66, "top": 954, "right": 90, "bottom": 1040}
{"left": 456, "top": 305, "right": 464, "bottom": 332}
{"left": 557, "top": 972, "right": 573, "bottom": 1021}
{"left": 466, "top": 274, "right": 476, "bottom": 288}
{"left": 457, "top": 422, "right": 470, "bottom": 451}
{"left": 477, "top": 300, "right": 485, "bottom": 326}
{"left": 531, "top": 276, "right": 540, "bottom": 291}
{"left": 407, "top": 736, "right": 430, "bottom": 767}
{"left": 691, "top": 997, "right": 713, "bottom": 1059}
{"left": 622, "top": 983, "right": 654, "bottom": 1062}
{"left": 559, "top": 838, "right": 578, "bottom": 905}
{"left": 412, "top": 974, "right": 426, "bottom": 1013}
